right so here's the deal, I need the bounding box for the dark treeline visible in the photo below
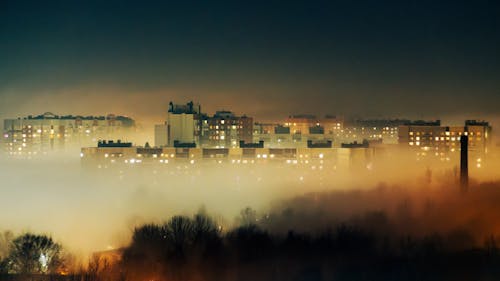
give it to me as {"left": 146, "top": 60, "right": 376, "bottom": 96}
{"left": 116, "top": 213, "right": 500, "bottom": 281}
{"left": 3, "top": 215, "right": 500, "bottom": 281}
{"left": 4, "top": 182, "right": 500, "bottom": 281}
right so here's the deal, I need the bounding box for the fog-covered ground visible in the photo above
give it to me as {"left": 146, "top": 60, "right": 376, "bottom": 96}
{"left": 0, "top": 145, "right": 499, "bottom": 260}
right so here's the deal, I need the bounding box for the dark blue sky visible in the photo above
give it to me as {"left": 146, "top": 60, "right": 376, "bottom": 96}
{"left": 1, "top": 0, "right": 499, "bottom": 122}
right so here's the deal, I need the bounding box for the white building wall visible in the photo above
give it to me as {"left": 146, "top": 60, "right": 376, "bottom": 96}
{"left": 154, "top": 124, "right": 168, "bottom": 147}
{"left": 167, "top": 113, "right": 195, "bottom": 146}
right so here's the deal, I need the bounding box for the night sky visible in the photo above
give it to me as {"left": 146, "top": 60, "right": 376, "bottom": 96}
{"left": 1, "top": 0, "right": 499, "bottom": 124}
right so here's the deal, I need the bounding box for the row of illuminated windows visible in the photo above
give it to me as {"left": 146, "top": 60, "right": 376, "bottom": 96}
{"left": 208, "top": 125, "right": 241, "bottom": 130}
{"left": 409, "top": 131, "right": 481, "bottom": 136}
{"left": 410, "top": 136, "right": 482, "bottom": 141}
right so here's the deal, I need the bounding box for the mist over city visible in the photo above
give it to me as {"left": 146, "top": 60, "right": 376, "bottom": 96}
{"left": 1, "top": 1, "right": 500, "bottom": 281}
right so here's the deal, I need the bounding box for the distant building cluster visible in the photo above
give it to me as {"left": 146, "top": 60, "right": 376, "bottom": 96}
{"left": 152, "top": 101, "right": 492, "bottom": 152}
{"left": 398, "top": 120, "right": 491, "bottom": 154}
{"left": 2, "top": 101, "right": 494, "bottom": 167}
{"left": 253, "top": 114, "right": 343, "bottom": 148}
{"left": 154, "top": 102, "right": 253, "bottom": 149}
{"left": 3, "top": 112, "right": 135, "bottom": 155}
{"left": 81, "top": 141, "right": 373, "bottom": 171}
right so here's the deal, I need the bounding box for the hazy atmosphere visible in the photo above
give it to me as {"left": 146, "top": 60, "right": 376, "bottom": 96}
{"left": 1, "top": 1, "right": 499, "bottom": 122}
{"left": 1, "top": 1, "right": 500, "bottom": 280}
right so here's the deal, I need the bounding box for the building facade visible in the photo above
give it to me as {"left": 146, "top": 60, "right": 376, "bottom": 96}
{"left": 398, "top": 120, "right": 492, "bottom": 154}
{"left": 3, "top": 112, "right": 135, "bottom": 155}
{"left": 205, "top": 111, "right": 253, "bottom": 148}
{"left": 154, "top": 102, "right": 254, "bottom": 148}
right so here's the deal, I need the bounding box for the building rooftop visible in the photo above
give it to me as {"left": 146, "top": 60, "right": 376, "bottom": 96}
{"left": 403, "top": 120, "right": 441, "bottom": 126}
{"left": 10, "top": 112, "right": 134, "bottom": 124}
{"left": 346, "top": 119, "right": 411, "bottom": 127}
{"left": 465, "top": 120, "right": 490, "bottom": 126}
{"left": 214, "top": 111, "right": 235, "bottom": 119}
{"left": 97, "top": 140, "right": 132, "bottom": 147}
{"left": 288, "top": 114, "right": 317, "bottom": 119}
{"left": 168, "top": 101, "right": 200, "bottom": 114}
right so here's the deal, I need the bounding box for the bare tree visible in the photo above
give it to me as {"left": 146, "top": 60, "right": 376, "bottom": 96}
{"left": 5, "top": 233, "right": 62, "bottom": 274}
{"left": 238, "top": 207, "right": 258, "bottom": 227}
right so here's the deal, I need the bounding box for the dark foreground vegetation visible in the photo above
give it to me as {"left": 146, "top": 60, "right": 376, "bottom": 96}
{"left": 2, "top": 214, "right": 500, "bottom": 281}
{"left": 3, "top": 182, "right": 500, "bottom": 281}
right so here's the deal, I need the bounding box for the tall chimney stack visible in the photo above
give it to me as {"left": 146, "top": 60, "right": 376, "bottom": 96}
{"left": 460, "top": 134, "right": 469, "bottom": 192}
